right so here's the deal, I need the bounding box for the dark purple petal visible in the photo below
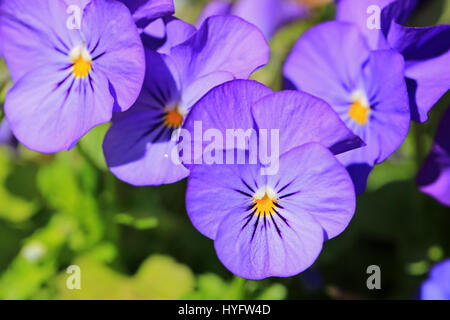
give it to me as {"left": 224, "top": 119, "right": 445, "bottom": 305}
{"left": 417, "top": 107, "right": 450, "bottom": 206}
{"left": 142, "top": 16, "right": 196, "bottom": 55}
{"left": 119, "top": 0, "right": 174, "bottom": 27}
{"left": 387, "top": 23, "right": 450, "bottom": 122}
{"left": 103, "top": 49, "right": 187, "bottom": 186}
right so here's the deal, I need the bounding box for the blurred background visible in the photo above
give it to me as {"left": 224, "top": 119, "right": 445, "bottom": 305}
{"left": 0, "top": 0, "right": 449, "bottom": 300}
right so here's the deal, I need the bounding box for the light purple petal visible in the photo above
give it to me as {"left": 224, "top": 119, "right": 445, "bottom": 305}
{"left": 283, "top": 21, "right": 370, "bottom": 107}
{"left": 181, "top": 80, "right": 273, "bottom": 167}
{"left": 82, "top": 0, "right": 145, "bottom": 112}
{"left": 0, "top": 0, "right": 87, "bottom": 81}
{"left": 5, "top": 64, "right": 114, "bottom": 153}
{"left": 251, "top": 90, "right": 364, "bottom": 156}
{"left": 232, "top": 0, "right": 307, "bottom": 39}
{"left": 169, "top": 15, "right": 269, "bottom": 88}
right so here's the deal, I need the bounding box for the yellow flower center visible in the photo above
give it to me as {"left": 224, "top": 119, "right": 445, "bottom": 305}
{"left": 252, "top": 187, "right": 278, "bottom": 217}
{"left": 69, "top": 45, "right": 92, "bottom": 79}
{"left": 348, "top": 91, "right": 370, "bottom": 125}
{"left": 164, "top": 108, "right": 184, "bottom": 129}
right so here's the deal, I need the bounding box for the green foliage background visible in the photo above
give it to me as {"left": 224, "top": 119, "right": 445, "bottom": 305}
{"left": 0, "top": 0, "right": 449, "bottom": 300}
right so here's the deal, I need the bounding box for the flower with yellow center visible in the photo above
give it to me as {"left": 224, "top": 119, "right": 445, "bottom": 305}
{"left": 69, "top": 45, "right": 92, "bottom": 79}
{"left": 348, "top": 90, "right": 370, "bottom": 125}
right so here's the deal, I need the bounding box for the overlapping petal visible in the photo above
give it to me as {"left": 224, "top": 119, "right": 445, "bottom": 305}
{"left": 417, "top": 107, "right": 450, "bottom": 206}
{"left": 103, "top": 49, "right": 187, "bottom": 186}
{"left": 119, "top": 0, "right": 174, "bottom": 27}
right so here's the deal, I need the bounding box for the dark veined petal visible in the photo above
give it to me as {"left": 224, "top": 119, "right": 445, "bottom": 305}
{"left": 186, "top": 151, "right": 265, "bottom": 240}
{"left": 0, "top": 0, "right": 88, "bottom": 81}
{"left": 103, "top": 49, "right": 187, "bottom": 186}
{"left": 81, "top": 0, "right": 145, "bottom": 112}
{"left": 5, "top": 63, "right": 113, "bottom": 153}
{"left": 212, "top": 143, "right": 354, "bottom": 279}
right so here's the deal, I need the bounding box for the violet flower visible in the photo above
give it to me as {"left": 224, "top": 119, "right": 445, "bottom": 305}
{"left": 182, "top": 80, "right": 359, "bottom": 279}
{"left": 283, "top": 21, "right": 411, "bottom": 194}
{"left": 336, "top": 0, "right": 450, "bottom": 122}
{"left": 0, "top": 0, "right": 148, "bottom": 153}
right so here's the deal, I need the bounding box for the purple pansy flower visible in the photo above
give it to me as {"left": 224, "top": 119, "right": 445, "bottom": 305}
{"left": 182, "top": 80, "right": 358, "bottom": 279}
{"left": 420, "top": 259, "right": 450, "bottom": 300}
{"left": 0, "top": 0, "right": 147, "bottom": 153}
{"left": 197, "top": 0, "right": 308, "bottom": 39}
{"left": 336, "top": 0, "right": 450, "bottom": 122}
{"left": 417, "top": 106, "right": 450, "bottom": 206}
{"left": 102, "top": 16, "right": 270, "bottom": 186}
{"left": 283, "top": 21, "right": 411, "bottom": 194}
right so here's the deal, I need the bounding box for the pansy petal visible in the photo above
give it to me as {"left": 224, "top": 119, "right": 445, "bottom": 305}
{"left": 181, "top": 80, "right": 273, "bottom": 166}
{"left": 0, "top": 0, "right": 88, "bottom": 80}
{"left": 387, "top": 22, "right": 450, "bottom": 122}
{"left": 232, "top": 0, "right": 307, "bottom": 39}
{"left": 267, "top": 143, "right": 356, "bottom": 240}
{"left": 420, "top": 260, "right": 450, "bottom": 300}
{"left": 5, "top": 64, "right": 113, "bottom": 153}
{"left": 283, "top": 21, "right": 370, "bottom": 107}
{"left": 251, "top": 90, "right": 364, "bottom": 155}
{"left": 362, "top": 50, "right": 410, "bottom": 163}
{"left": 82, "top": 0, "right": 145, "bottom": 112}
{"left": 169, "top": 15, "right": 269, "bottom": 88}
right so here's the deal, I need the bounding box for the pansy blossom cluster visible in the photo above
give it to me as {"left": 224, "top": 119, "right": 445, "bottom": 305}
{"left": 0, "top": 0, "right": 449, "bottom": 281}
